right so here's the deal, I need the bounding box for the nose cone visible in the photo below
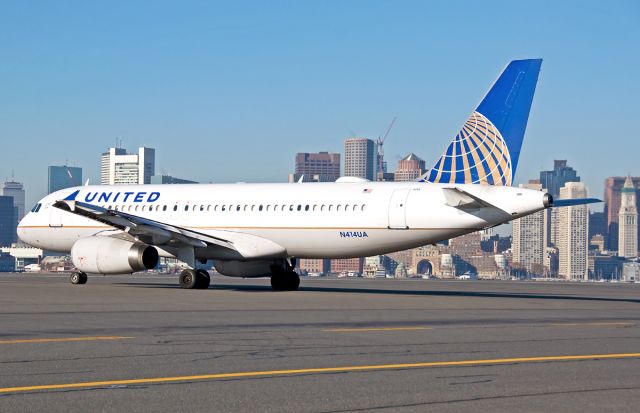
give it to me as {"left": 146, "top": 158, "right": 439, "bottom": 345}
{"left": 17, "top": 213, "right": 35, "bottom": 246}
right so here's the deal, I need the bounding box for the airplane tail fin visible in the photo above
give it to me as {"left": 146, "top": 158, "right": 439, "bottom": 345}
{"left": 424, "top": 59, "right": 542, "bottom": 186}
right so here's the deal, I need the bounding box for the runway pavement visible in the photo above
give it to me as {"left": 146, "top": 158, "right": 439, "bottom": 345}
{"left": 1, "top": 273, "right": 640, "bottom": 412}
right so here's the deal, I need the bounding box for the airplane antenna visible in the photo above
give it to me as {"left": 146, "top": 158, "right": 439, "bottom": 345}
{"left": 376, "top": 117, "right": 396, "bottom": 179}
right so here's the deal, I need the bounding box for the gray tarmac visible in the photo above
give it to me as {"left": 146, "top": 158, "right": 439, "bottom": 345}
{"left": 1, "top": 273, "right": 640, "bottom": 412}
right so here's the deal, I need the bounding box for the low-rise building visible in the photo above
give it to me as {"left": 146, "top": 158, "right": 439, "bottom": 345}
{"left": 298, "top": 258, "right": 331, "bottom": 275}
{"left": 330, "top": 258, "right": 363, "bottom": 276}
{"left": 622, "top": 261, "right": 640, "bottom": 282}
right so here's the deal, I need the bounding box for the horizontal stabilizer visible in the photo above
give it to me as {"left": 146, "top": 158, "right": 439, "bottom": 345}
{"left": 551, "top": 198, "right": 602, "bottom": 207}
{"left": 442, "top": 187, "right": 501, "bottom": 210}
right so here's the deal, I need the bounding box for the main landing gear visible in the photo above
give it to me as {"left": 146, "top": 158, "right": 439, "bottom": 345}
{"left": 270, "top": 262, "right": 300, "bottom": 291}
{"left": 70, "top": 272, "right": 88, "bottom": 285}
{"left": 179, "top": 269, "right": 211, "bottom": 289}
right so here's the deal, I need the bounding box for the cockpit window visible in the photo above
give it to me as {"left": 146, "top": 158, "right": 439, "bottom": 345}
{"left": 31, "top": 203, "right": 42, "bottom": 213}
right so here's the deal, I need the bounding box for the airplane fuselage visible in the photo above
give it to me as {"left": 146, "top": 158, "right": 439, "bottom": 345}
{"left": 18, "top": 181, "right": 547, "bottom": 262}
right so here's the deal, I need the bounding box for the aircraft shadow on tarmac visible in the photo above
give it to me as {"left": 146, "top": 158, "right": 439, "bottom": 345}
{"left": 113, "top": 282, "right": 640, "bottom": 304}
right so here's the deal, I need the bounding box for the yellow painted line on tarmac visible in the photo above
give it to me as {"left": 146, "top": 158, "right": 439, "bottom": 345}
{"left": 323, "top": 327, "right": 431, "bottom": 332}
{"left": 550, "top": 322, "right": 635, "bottom": 327}
{"left": 2, "top": 353, "right": 640, "bottom": 394}
{"left": 0, "top": 336, "right": 132, "bottom": 344}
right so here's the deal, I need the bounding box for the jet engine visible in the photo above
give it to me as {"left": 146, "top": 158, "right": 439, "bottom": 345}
{"left": 71, "top": 237, "right": 159, "bottom": 274}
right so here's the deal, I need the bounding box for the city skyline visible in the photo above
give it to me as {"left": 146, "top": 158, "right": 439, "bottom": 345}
{"left": 1, "top": 1, "right": 638, "bottom": 208}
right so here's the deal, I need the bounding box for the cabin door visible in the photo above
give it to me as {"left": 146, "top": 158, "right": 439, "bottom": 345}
{"left": 388, "top": 189, "right": 410, "bottom": 229}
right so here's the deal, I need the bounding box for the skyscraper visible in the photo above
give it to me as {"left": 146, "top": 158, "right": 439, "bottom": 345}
{"left": 101, "top": 148, "right": 126, "bottom": 184}
{"left": 539, "top": 161, "right": 580, "bottom": 247}
{"left": 100, "top": 147, "right": 155, "bottom": 185}
{"left": 539, "top": 160, "right": 580, "bottom": 198}
{"left": 48, "top": 166, "right": 83, "bottom": 193}
{"left": 0, "top": 196, "right": 16, "bottom": 246}
{"left": 604, "top": 176, "right": 640, "bottom": 251}
{"left": 1, "top": 180, "right": 25, "bottom": 223}
{"left": 618, "top": 176, "right": 638, "bottom": 258}
{"left": 344, "top": 138, "right": 376, "bottom": 181}
{"left": 394, "top": 153, "right": 426, "bottom": 182}
{"left": 557, "top": 182, "right": 589, "bottom": 280}
{"left": 512, "top": 182, "right": 548, "bottom": 275}
{"left": 289, "top": 152, "right": 340, "bottom": 183}
{"left": 150, "top": 175, "right": 198, "bottom": 184}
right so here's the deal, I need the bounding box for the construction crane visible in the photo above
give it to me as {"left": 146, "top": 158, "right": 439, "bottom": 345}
{"left": 376, "top": 117, "right": 396, "bottom": 179}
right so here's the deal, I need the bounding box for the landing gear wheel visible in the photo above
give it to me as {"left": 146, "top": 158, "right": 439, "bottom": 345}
{"left": 179, "top": 269, "right": 198, "bottom": 289}
{"left": 195, "top": 269, "right": 211, "bottom": 289}
{"left": 70, "top": 272, "right": 87, "bottom": 285}
{"left": 270, "top": 271, "right": 300, "bottom": 291}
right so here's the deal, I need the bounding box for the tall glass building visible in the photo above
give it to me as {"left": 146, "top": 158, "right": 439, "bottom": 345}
{"left": 48, "top": 166, "right": 83, "bottom": 193}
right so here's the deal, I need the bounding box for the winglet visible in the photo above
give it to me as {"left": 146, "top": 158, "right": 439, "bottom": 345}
{"left": 64, "top": 190, "right": 80, "bottom": 201}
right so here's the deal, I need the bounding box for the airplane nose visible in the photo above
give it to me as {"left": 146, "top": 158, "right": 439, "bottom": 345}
{"left": 17, "top": 214, "right": 32, "bottom": 244}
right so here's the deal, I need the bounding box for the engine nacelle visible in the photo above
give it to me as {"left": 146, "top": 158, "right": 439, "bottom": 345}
{"left": 214, "top": 260, "right": 276, "bottom": 278}
{"left": 71, "top": 237, "right": 159, "bottom": 274}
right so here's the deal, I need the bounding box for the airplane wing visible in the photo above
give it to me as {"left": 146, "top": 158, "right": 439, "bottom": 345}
{"left": 52, "top": 195, "right": 286, "bottom": 260}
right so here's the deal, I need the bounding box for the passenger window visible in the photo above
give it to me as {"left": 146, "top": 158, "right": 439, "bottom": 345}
{"left": 135, "top": 205, "right": 139, "bottom": 211}
{"left": 163, "top": 205, "right": 167, "bottom": 211}
{"left": 251, "top": 205, "right": 255, "bottom": 211}
{"left": 353, "top": 205, "right": 357, "bottom": 211}
{"left": 173, "top": 205, "right": 178, "bottom": 211}
{"left": 237, "top": 205, "right": 241, "bottom": 211}
{"left": 222, "top": 205, "right": 226, "bottom": 211}
{"left": 140, "top": 205, "right": 145, "bottom": 211}
{"left": 214, "top": 205, "right": 218, "bottom": 211}
{"left": 337, "top": 205, "right": 342, "bottom": 211}
{"left": 200, "top": 205, "right": 204, "bottom": 212}
{"left": 266, "top": 205, "right": 271, "bottom": 211}
{"left": 207, "top": 205, "right": 211, "bottom": 211}
{"left": 305, "top": 205, "right": 309, "bottom": 211}
{"left": 328, "top": 205, "right": 333, "bottom": 211}
{"left": 289, "top": 205, "right": 294, "bottom": 211}
{"left": 361, "top": 204, "right": 366, "bottom": 211}
{"left": 184, "top": 205, "right": 189, "bottom": 211}
{"left": 297, "top": 205, "right": 301, "bottom": 211}
{"left": 345, "top": 204, "right": 350, "bottom": 211}
{"left": 229, "top": 205, "right": 233, "bottom": 211}
{"left": 312, "top": 205, "right": 317, "bottom": 211}
{"left": 259, "top": 205, "right": 263, "bottom": 211}
{"left": 320, "top": 205, "right": 325, "bottom": 211}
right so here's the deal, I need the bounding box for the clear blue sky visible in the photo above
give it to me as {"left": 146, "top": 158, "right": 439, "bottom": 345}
{"left": 1, "top": 0, "right": 639, "bottom": 208}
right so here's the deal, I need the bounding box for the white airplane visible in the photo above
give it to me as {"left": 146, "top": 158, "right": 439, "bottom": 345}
{"left": 17, "top": 59, "right": 598, "bottom": 290}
